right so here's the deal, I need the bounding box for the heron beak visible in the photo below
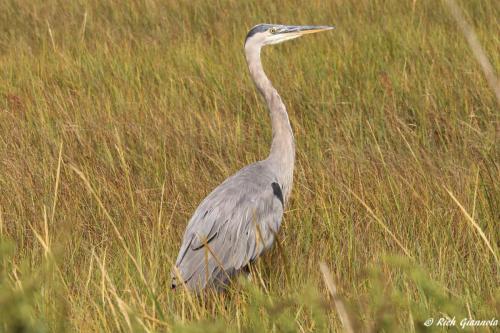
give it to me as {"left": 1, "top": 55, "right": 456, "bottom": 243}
{"left": 282, "top": 25, "right": 335, "bottom": 36}
{"left": 266, "top": 24, "right": 334, "bottom": 45}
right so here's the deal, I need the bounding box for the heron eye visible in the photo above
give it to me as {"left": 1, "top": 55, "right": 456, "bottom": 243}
{"left": 269, "top": 27, "right": 277, "bottom": 34}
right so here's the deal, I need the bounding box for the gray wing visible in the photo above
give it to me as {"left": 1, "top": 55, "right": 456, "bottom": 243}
{"left": 172, "top": 161, "right": 284, "bottom": 291}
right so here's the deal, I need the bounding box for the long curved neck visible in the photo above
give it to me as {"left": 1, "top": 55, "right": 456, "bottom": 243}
{"left": 245, "top": 42, "right": 295, "bottom": 201}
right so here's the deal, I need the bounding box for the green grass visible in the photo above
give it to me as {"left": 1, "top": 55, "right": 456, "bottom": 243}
{"left": 0, "top": 0, "right": 499, "bottom": 331}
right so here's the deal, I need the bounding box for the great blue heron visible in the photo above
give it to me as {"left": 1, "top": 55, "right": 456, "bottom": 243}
{"left": 172, "top": 24, "right": 334, "bottom": 291}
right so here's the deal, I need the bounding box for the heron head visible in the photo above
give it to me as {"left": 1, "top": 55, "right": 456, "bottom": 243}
{"left": 245, "top": 24, "right": 334, "bottom": 47}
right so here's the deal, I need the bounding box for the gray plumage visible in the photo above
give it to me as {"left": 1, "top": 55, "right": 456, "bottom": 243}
{"left": 172, "top": 23, "right": 334, "bottom": 291}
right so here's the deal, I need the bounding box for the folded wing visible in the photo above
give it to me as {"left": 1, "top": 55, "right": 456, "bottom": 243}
{"left": 172, "top": 162, "right": 284, "bottom": 291}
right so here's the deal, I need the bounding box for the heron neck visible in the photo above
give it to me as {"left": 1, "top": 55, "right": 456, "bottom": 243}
{"left": 245, "top": 43, "right": 295, "bottom": 201}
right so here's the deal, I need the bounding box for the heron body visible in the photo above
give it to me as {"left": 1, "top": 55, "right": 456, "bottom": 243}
{"left": 172, "top": 24, "right": 334, "bottom": 291}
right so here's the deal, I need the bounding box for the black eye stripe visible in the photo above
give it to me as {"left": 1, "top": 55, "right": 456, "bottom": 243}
{"left": 245, "top": 23, "right": 282, "bottom": 43}
{"left": 245, "top": 24, "right": 272, "bottom": 42}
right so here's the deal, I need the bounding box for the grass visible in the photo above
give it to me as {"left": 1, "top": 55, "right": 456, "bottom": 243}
{"left": 0, "top": 0, "right": 499, "bottom": 331}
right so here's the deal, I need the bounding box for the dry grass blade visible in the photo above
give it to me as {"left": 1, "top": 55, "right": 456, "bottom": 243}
{"left": 444, "top": 0, "right": 500, "bottom": 105}
{"left": 319, "top": 262, "right": 354, "bottom": 333}
{"left": 445, "top": 187, "right": 500, "bottom": 267}
{"left": 93, "top": 252, "right": 134, "bottom": 332}
{"left": 197, "top": 235, "right": 231, "bottom": 284}
{"left": 46, "top": 20, "right": 56, "bottom": 51}
{"left": 344, "top": 185, "right": 413, "bottom": 259}
{"left": 170, "top": 265, "right": 201, "bottom": 320}
{"left": 51, "top": 142, "right": 63, "bottom": 223}
{"left": 0, "top": 208, "right": 3, "bottom": 236}
{"left": 27, "top": 217, "right": 72, "bottom": 297}
{"left": 69, "top": 164, "right": 149, "bottom": 286}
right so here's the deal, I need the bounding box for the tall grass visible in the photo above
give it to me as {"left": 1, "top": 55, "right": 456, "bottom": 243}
{"left": 0, "top": 0, "right": 498, "bottom": 331}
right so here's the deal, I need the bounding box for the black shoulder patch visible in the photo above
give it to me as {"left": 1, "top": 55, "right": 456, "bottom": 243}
{"left": 271, "top": 182, "right": 284, "bottom": 208}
